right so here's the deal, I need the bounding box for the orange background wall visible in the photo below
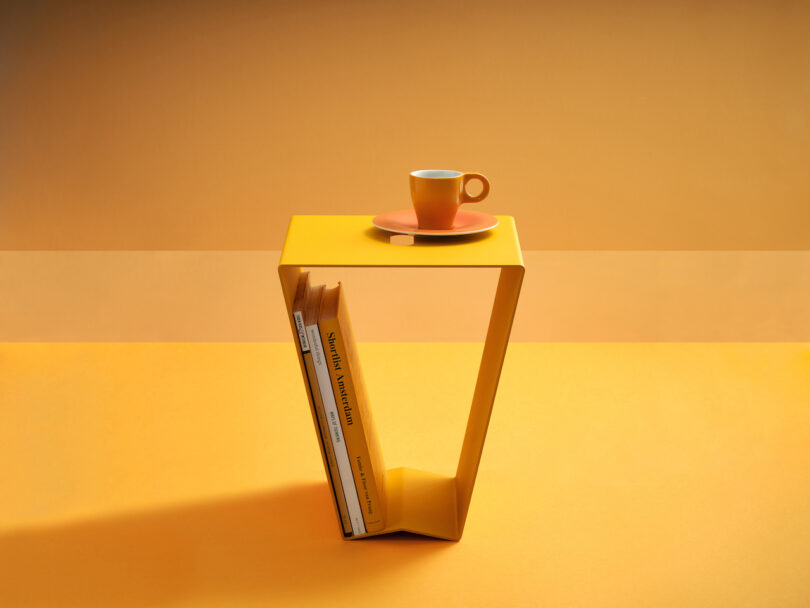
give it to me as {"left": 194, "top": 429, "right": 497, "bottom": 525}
{"left": 2, "top": 0, "right": 809, "bottom": 251}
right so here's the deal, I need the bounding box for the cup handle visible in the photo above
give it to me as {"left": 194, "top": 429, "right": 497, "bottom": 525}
{"left": 460, "top": 172, "right": 490, "bottom": 204}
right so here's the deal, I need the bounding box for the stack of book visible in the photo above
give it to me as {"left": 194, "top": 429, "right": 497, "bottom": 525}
{"left": 291, "top": 272, "right": 386, "bottom": 537}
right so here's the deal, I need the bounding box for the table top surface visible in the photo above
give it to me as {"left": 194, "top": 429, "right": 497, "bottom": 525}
{"left": 279, "top": 215, "right": 524, "bottom": 268}
{"left": 2, "top": 341, "right": 809, "bottom": 606}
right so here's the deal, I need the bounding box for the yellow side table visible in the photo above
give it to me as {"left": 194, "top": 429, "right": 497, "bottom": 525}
{"left": 278, "top": 215, "right": 524, "bottom": 540}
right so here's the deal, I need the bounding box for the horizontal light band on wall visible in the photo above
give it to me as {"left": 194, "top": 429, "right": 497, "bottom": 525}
{"left": 1, "top": 251, "right": 808, "bottom": 342}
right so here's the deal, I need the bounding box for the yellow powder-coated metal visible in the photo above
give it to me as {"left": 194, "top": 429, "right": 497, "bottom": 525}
{"left": 278, "top": 215, "right": 525, "bottom": 540}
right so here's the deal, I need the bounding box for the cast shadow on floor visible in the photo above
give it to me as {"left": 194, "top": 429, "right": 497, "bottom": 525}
{"left": 0, "top": 483, "right": 452, "bottom": 607}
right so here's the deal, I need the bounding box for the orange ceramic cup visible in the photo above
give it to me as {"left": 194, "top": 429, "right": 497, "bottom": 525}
{"left": 410, "top": 170, "right": 491, "bottom": 229}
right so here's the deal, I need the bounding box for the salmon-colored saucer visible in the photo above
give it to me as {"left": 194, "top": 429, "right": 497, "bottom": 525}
{"left": 372, "top": 209, "right": 499, "bottom": 236}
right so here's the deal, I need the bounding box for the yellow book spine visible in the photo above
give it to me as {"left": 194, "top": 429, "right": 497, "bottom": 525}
{"left": 320, "top": 317, "right": 385, "bottom": 533}
{"left": 302, "top": 350, "right": 353, "bottom": 536}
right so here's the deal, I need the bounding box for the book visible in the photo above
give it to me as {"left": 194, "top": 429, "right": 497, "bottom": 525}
{"left": 319, "top": 282, "right": 386, "bottom": 533}
{"left": 305, "top": 283, "right": 367, "bottom": 536}
{"left": 292, "top": 272, "right": 352, "bottom": 536}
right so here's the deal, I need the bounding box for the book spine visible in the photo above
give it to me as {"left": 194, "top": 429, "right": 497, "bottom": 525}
{"left": 294, "top": 312, "right": 352, "bottom": 535}
{"left": 306, "top": 322, "right": 367, "bottom": 536}
{"left": 320, "top": 320, "right": 385, "bottom": 533}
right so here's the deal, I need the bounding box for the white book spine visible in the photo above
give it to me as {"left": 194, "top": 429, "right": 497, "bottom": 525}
{"left": 306, "top": 323, "right": 367, "bottom": 536}
{"left": 293, "top": 311, "right": 310, "bottom": 353}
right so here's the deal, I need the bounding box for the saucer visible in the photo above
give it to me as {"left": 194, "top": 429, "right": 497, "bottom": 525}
{"left": 372, "top": 209, "right": 499, "bottom": 236}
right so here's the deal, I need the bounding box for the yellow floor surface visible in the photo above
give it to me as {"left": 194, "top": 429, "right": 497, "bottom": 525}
{"left": 1, "top": 342, "right": 809, "bottom": 606}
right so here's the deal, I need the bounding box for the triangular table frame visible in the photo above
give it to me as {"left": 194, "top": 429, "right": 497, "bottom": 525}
{"left": 279, "top": 215, "right": 524, "bottom": 540}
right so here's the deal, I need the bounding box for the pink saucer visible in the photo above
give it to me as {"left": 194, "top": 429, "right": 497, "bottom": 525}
{"left": 372, "top": 209, "right": 498, "bottom": 236}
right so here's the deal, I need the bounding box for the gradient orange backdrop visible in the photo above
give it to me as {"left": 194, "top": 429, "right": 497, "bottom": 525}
{"left": 2, "top": 0, "right": 809, "bottom": 250}
{"left": 2, "top": 3, "right": 810, "bottom": 607}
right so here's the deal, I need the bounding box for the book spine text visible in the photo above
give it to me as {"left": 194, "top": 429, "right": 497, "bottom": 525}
{"left": 307, "top": 323, "right": 367, "bottom": 536}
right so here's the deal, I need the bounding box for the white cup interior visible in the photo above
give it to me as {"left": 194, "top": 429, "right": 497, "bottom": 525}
{"left": 410, "top": 170, "right": 462, "bottom": 178}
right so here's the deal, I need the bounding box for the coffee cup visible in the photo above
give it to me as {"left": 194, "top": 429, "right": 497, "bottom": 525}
{"left": 409, "top": 170, "right": 490, "bottom": 230}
